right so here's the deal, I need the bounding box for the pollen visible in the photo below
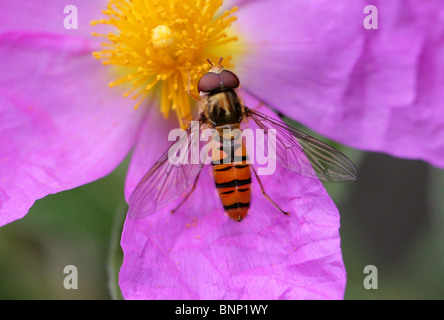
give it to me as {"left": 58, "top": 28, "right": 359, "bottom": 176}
{"left": 151, "top": 25, "right": 174, "bottom": 50}
{"left": 91, "top": 0, "right": 239, "bottom": 128}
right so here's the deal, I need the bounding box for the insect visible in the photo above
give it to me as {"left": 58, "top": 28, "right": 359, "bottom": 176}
{"left": 128, "top": 60, "right": 357, "bottom": 222}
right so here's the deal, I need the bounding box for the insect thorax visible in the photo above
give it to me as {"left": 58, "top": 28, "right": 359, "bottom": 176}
{"left": 203, "top": 89, "right": 243, "bottom": 127}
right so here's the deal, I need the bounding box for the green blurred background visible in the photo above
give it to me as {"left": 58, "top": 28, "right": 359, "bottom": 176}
{"left": 1, "top": 138, "right": 443, "bottom": 299}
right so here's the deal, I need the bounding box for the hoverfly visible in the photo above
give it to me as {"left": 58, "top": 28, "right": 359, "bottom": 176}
{"left": 128, "top": 60, "right": 357, "bottom": 222}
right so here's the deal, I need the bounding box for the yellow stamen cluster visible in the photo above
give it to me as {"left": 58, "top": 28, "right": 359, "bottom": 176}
{"left": 91, "top": 0, "right": 238, "bottom": 128}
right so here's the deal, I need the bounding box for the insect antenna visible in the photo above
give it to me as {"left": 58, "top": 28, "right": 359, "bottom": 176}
{"left": 206, "top": 59, "right": 214, "bottom": 66}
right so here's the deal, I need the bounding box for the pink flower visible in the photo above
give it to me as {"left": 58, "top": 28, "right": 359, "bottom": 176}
{"left": 1, "top": 0, "right": 442, "bottom": 300}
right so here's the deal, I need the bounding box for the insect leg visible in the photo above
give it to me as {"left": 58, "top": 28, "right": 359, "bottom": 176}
{"left": 171, "top": 164, "right": 204, "bottom": 214}
{"left": 251, "top": 165, "right": 289, "bottom": 216}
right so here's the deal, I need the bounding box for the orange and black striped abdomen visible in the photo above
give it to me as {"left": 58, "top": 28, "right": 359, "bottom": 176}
{"left": 212, "top": 130, "right": 251, "bottom": 221}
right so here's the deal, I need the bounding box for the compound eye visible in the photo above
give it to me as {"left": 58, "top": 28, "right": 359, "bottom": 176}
{"left": 220, "top": 70, "right": 240, "bottom": 89}
{"left": 197, "top": 72, "right": 220, "bottom": 93}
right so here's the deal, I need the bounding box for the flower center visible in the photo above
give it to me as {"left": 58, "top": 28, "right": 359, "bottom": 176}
{"left": 91, "top": 0, "right": 238, "bottom": 128}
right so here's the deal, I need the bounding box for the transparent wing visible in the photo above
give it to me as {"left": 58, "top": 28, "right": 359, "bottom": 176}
{"left": 245, "top": 107, "right": 357, "bottom": 182}
{"left": 128, "top": 123, "right": 204, "bottom": 219}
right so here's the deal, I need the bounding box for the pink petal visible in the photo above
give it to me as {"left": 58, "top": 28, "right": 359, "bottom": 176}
{"left": 0, "top": 32, "right": 146, "bottom": 226}
{"left": 233, "top": 0, "right": 444, "bottom": 168}
{"left": 380, "top": 0, "right": 444, "bottom": 166}
{"left": 232, "top": 0, "right": 365, "bottom": 122}
{"left": 120, "top": 101, "right": 345, "bottom": 300}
